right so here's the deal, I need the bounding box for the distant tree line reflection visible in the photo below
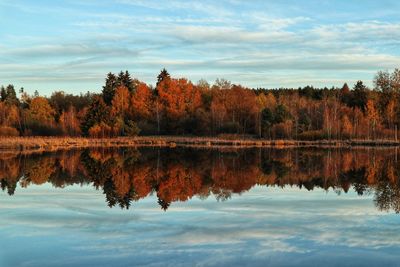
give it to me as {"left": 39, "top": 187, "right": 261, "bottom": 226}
{"left": 1, "top": 147, "right": 400, "bottom": 212}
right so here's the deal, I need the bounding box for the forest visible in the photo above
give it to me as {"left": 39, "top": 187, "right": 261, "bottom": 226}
{"left": 1, "top": 68, "right": 400, "bottom": 140}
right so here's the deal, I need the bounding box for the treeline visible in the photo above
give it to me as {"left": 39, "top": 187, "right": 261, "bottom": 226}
{"left": 1, "top": 68, "right": 400, "bottom": 140}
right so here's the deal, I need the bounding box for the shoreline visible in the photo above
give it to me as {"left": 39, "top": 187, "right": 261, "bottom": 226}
{"left": 1, "top": 136, "right": 400, "bottom": 153}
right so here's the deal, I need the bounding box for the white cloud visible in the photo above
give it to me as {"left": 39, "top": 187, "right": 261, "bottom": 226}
{"left": 2, "top": 1, "right": 400, "bottom": 93}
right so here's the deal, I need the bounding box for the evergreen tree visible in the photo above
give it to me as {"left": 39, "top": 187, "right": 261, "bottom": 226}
{"left": 5, "top": 85, "right": 19, "bottom": 105}
{"left": 350, "top": 81, "right": 368, "bottom": 111}
{"left": 261, "top": 108, "right": 274, "bottom": 137}
{"left": 157, "top": 68, "right": 170, "bottom": 86}
{"left": 274, "top": 104, "right": 291, "bottom": 123}
{"left": 118, "top": 70, "right": 135, "bottom": 93}
{"left": 102, "top": 72, "right": 117, "bottom": 105}
{"left": 81, "top": 97, "right": 110, "bottom": 136}
{"left": 103, "top": 71, "right": 136, "bottom": 105}
{"left": 0, "top": 86, "right": 6, "bottom": 101}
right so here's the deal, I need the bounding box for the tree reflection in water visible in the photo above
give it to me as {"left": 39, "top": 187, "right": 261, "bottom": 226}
{"left": 1, "top": 147, "right": 400, "bottom": 213}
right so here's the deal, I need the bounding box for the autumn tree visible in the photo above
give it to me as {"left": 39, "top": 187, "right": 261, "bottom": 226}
{"left": 131, "top": 82, "right": 153, "bottom": 120}
{"left": 341, "top": 114, "right": 352, "bottom": 138}
{"left": 366, "top": 99, "right": 380, "bottom": 140}
{"left": 111, "top": 85, "right": 130, "bottom": 117}
{"left": 385, "top": 99, "right": 396, "bottom": 130}
{"left": 49, "top": 91, "right": 92, "bottom": 121}
{"left": 0, "top": 85, "right": 21, "bottom": 135}
{"left": 111, "top": 84, "right": 140, "bottom": 136}
{"left": 59, "top": 106, "right": 81, "bottom": 136}
{"left": 157, "top": 77, "right": 202, "bottom": 134}
{"left": 24, "top": 97, "right": 57, "bottom": 135}
{"left": 26, "top": 97, "right": 55, "bottom": 124}
{"left": 130, "top": 82, "right": 156, "bottom": 134}
{"left": 0, "top": 102, "right": 20, "bottom": 136}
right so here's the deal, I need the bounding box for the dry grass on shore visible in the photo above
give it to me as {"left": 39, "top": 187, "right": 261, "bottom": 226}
{"left": 0, "top": 136, "right": 400, "bottom": 153}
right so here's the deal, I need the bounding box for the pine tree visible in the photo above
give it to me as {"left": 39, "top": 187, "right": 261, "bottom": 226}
{"left": 5, "top": 85, "right": 19, "bottom": 106}
{"left": 102, "top": 72, "right": 117, "bottom": 105}
{"left": 81, "top": 97, "right": 110, "bottom": 136}
{"left": 157, "top": 68, "right": 170, "bottom": 86}
{"left": 0, "top": 86, "right": 6, "bottom": 101}
{"left": 118, "top": 70, "right": 135, "bottom": 93}
{"left": 350, "top": 81, "right": 368, "bottom": 111}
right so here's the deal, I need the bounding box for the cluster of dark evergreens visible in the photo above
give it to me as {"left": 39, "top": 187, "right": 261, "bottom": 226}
{"left": 1, "top": 68, "right": 400, "bottom": 140}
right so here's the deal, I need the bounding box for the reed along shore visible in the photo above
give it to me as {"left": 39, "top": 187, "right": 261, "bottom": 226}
{"left": 1, "top": 136, "right": 400, "bottom": 153}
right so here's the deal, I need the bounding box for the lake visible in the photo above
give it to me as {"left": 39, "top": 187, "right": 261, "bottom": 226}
{"left": 0, "top": 147, "right": 399, "bottom": 267}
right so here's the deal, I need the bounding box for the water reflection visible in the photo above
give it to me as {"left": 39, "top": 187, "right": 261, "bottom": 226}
{"left": 1, "top": 147, "right": 400, "bottom": 213}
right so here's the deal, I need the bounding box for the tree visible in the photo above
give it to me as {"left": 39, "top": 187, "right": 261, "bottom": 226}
{"left": 24, "top": 97, "right": 57, "bottom": 135}
{"left": 0, "top": 86, "right": 6, "bottom": 101}
{"left": 341, "top": 115, "right": 352, "bottom": 138}
{"left": 391, "top": 69, "right": 400, "bottom": 92}
{"left": 110, "top": 85, "right": 135, "bottom": 136}
{"left": 385, "top": 99, "right": 396, "bottom": 130}
{"left": 124, "top": 120, "right": 141, "bottom": 136}
{"left": 366, "top": 99, "right": 380, "bottom": 139}
{"left": 59, "top": 106, "right": 81, "bottom": 136}
{"left": 88, "top": 122, "right": 113, "bottom": 138}
{"left": 210, "top": 89, "right": 227, "bottom": 134}
{"left": 374, "top": 70, "right": 391, "bottom": 93}
{"left": 102, "top": 72, "right": 117, "bottom": 105}
{"left": 4, "top": 85, "right": 19, "bottom": 106}
{"left": 0, "top": 101, "right": 20, "bottom": 136}
{"left": 111, "top": 85, "right": 130, "bottom": 117}
{"left": 197, "top": 79, "right": 210, "bottom": 91}
{"left": 340, "top": 83, "right": 351, "bottom": 105}
{"left": 261, "top": 108, "right": 274, "bottom": 138}
{"left": 298, "top": 109, "right": 311, "bottom": 133}
{"left": 157, "top": 78, "right": 202, "bottom": 133}
{"left": 103, "top": 71, "right": 136, "bottom": 105}
{"left": 131, "top": 82, "right": 153, "bottom": 121}
{"left": 117, "top": 70, "right": 135, "bottom": 93}
{"left": 81, "top": 97, "right": 111, "bottom": 136}
{"left": 274, "top": 104, "right": 291, "bottom": 124}
{"left": 27, "top": 97, "right": 55, "bottom": 124}
{"left": 157, "top": 68, "right": 170, "bottom": 86}
{"left": 349, "top": 81, "right": 368, "bottom": 111}
{"left": 256, "top": 93, "right": 269, "bottom": 137}
{"left": 213, "top": 78, "right": 232, "bottom": 90}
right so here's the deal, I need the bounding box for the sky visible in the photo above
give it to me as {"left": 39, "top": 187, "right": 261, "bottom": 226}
{"left": 1, "top": 0, "right": 400, "bottom": 95}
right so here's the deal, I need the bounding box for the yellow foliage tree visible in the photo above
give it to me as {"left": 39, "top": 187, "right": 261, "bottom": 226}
{"left": 27, "top": 97, "right": 55, "bottom": 125}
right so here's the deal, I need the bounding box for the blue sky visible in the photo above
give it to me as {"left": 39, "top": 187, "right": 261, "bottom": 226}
{"left": 1, "top": 0, "right": 400, "bottom": 95}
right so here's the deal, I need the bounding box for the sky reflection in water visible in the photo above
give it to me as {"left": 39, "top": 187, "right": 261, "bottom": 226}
{"left": 0, "top": 148, "right": 400, "bottom": 267}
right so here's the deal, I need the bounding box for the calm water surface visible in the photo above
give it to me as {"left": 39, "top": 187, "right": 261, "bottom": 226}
{"left": 0, "top": 147, "right": 399, "bottom": 267}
